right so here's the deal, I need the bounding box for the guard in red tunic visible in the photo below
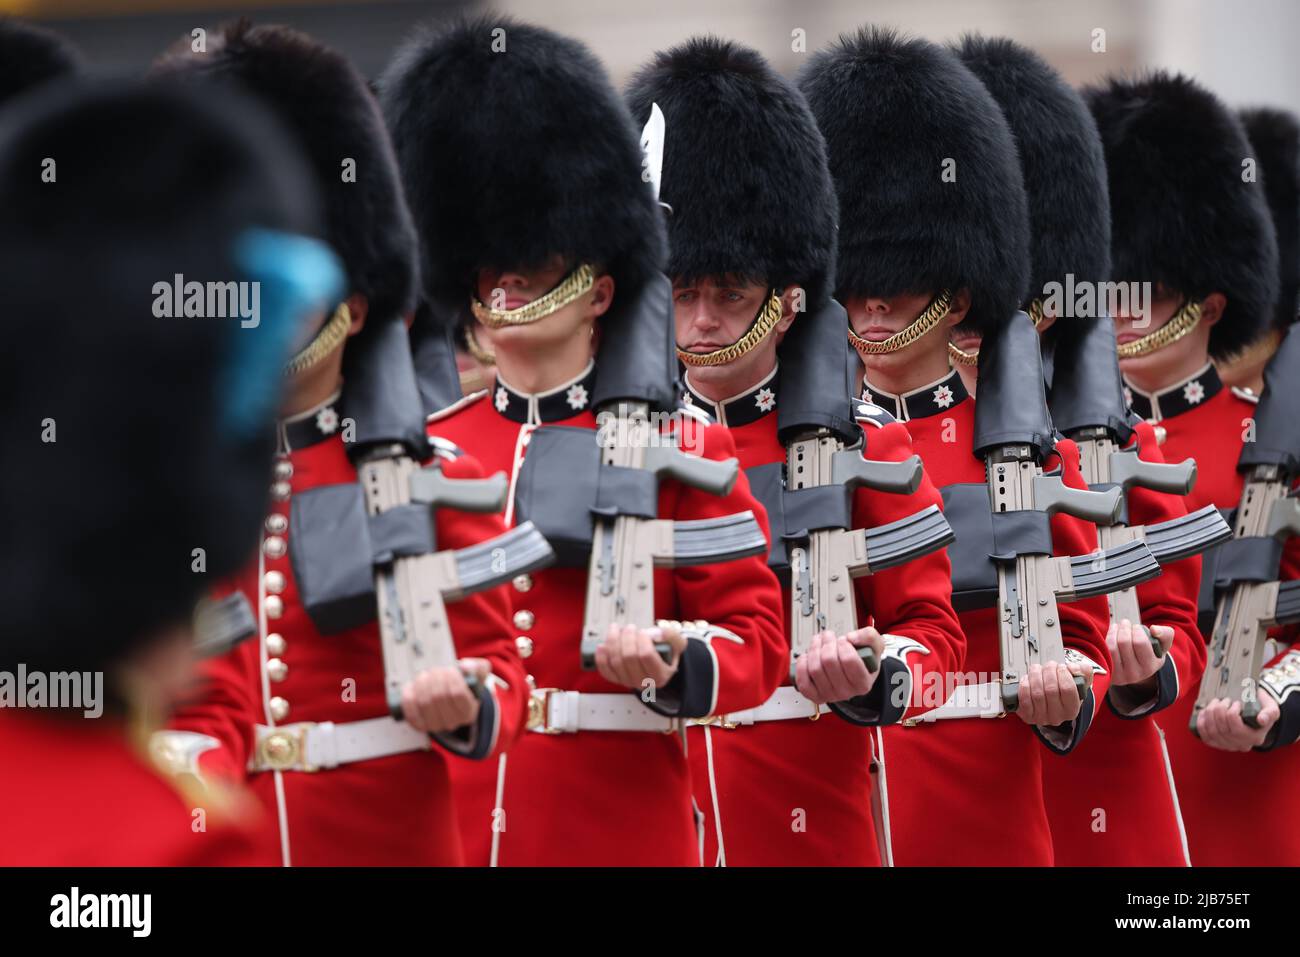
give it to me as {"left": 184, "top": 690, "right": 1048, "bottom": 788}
{"left": 0, "top": 78, "right": 339, "bottom": 864}
{"left": 623, "top": 37, "right": 965, "bottom": 866}
{"left": 154, "top": 23, "right": 531, "bottom": 866}
{"left": 382, "top": 17, "right": 788, "bottom": 866}
{"left": 948, "top": 36, "right": 1205, "bottom": 866}
{"left": 801, "top": 28, "right": 1115, "bottom": 866}
{"left": 1087, "top": 72, "right": 1300, "bottom": 865}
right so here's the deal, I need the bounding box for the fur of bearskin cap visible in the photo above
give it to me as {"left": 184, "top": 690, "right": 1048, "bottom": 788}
{"left": 1240, "top": 106, "right": 1300, "bottom": 329}
{"left": 153, "top": 20, "right": 418, "bottom": 330}
{"left": 625, "top": 35, "right": 837, "bottom": 309}
{"left": 0, "top": 81, "right": 319, "bottom": 675}
{"left": 797, "top": 26, "right": 1029, "bottom": 335}
{"left": 0, "top": 17, "right": 82, "bottom": 108}
{"left": 954, "top": 34, "right": 1110, "bottom": 332}
{"left": 1084, "top": 72, "right": 1278, "bottom": 359}
{"left": 379, "top": 15, "right": 665, "bottom": 312}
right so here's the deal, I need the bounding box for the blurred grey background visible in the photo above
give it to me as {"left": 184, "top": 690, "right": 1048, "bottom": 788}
{"left": 13, "top": 0, "right": 1300, "bottom": 113}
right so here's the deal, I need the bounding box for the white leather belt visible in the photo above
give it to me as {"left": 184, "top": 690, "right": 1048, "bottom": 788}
{"left": 902, "top": 681, "right": 1006, "bottom": 725}
{"left": 527, "top": 690, "right": 680, "bottom": 734}
{"left": 250, "top": 717, "right": 430, "bottom": 772}
{"left": 692, "top": 686, "right": 830, "bottom": 728}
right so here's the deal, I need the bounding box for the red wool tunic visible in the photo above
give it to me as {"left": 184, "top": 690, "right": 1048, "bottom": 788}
{"left": 1128, "top": 364, "right": 1300, "bottom": 866}
{"left": 170, "top": 393, "right": 529, "bottom": 866}
{"left": 1041, "top": 420, "right": 1204, "bottom": 865}
{"left": 871, "top": 370, "right": 1113, "bottom": 865}
{"left": 680, "top": 367, "right": 966, "bottom": 866}
{"left": 429, "top": 363, "right": 788, "bottom": 866}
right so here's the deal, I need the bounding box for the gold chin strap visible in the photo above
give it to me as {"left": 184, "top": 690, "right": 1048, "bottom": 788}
{"left": 848, "top": 289, "right": 953, "bottom": 356}
{"left": 284, "top": 302, "right": 352, "bottom": 377}
{"left": 946, "top": 297, "right": 1045, "bottom": 366}
{"left": 463, "top": 324, "right": 496, "bottom": 365}
{"left": 1116, "top": 299, "right": 1203, "bottom": 359}
{"left": 677, "top": 290, "right": 784, "bottom": 367}
{"left": 469, "top": 263, "right": 596, "bottom": 329}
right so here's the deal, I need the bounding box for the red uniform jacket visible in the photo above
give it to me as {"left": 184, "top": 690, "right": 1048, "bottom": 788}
{"left": 680, "top": 367, "right": 965, "bottom": 865}
{"left": 430, "top": 362, "right": 787, "bottom": 866}
{"left": 1128, "top": 364, "right": 1300, "bottom": 865}
{"left": 1041, "top": 419, "right": 1204, "bottom": 865}
{"left": 170, "top": 393, "right": 528, "bottom": 866}
{"left": 870, "top": 371, "right": 1113, "bottom": 865}
{"left": 0, "top": 711, "right": 271, "bottom": 865}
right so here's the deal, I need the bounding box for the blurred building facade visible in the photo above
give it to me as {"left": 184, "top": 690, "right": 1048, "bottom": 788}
{"left": 11, "top": 0, "right": 1299, "bottom": 115}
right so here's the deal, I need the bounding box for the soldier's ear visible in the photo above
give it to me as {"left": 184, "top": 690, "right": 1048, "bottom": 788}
{"left": 345, "top": 293, "right": 369, "bottom": 337}
{"left": 777, "top": 286, "right": 803, "bottom": 331}
{"left": 945, "top": 288, "right": 973, "bottom": 326}
{"left": 589, "top": 274, "right": 616, "bottom": 320}
{"left": 1199, "top": 292, "right": 1226, "bottom": 328}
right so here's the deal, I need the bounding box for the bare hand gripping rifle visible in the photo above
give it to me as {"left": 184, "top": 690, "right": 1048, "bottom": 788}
{"left": 1049, "top": 317, "right": 1233, "bottom": 653}
{"left": 974, "top": 312, "right": 1161, "bottom": 711}
{"left": 513, "top": 276, "right": 768, "bottom": 669}
{"left": 1192, "top": 323, "right": 1300, "bottom": 731}
{"left": 291, "top": 321, "right": 554, "bottom": 755}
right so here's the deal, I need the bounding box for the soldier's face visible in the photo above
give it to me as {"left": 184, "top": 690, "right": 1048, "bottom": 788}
{"left": 674, "top": 275, "right": 781, "bottom": 390}
{"left": 1112, "top": 284, "right": 1211, "bottom": 381}
{"left": 475, "top": 256, "right": 605, "bottom": 354}
{"left": 843, "top": 291, "right": 958, "bottom": 381}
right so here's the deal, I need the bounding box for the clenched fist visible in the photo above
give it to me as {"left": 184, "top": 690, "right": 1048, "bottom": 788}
{"left": 595, "top": 622, "right": 687, "bottom": 690}
{"left": 795, "top": 627, "right": 884, "bottom": 705}
{"left": 400, "top": 658, "right": 491, "bottom": 734}
{"left": 1016, "top": 661, "right": 1093, "bottom": 727}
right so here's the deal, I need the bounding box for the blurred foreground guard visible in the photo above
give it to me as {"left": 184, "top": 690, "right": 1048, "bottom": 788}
{"left": 802, "top": 28, "right": 1117, "bottom": 866}
{"left": 152, "top": 22, "right": 534, "bottom": 866}
{"left": 625, "top": 36, "right": 963, "bottom": 867}
{"left": 1087, "top": 71, "right": 1300, "bottom": 865}
{"left": 0, "top": 16, "right": 81, "bottom": 107}
{"left": 952, "top": 35, "right": 1210, "bottom": 866}
{"left": 382, "top": 17, "right": 787, "bottom": 866}
{"left": 0, "top": 80, "right": 339, "bottom": 865}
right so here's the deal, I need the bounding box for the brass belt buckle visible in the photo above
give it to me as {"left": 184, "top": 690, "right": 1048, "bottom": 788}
{"left": 688, "top": 714, "right": 738, "bottom": 730}
{"left": 527, "top": 689, "right": 564, "bottom": 734}
{"left": 257, "top": 723, "right": 317, "bottom": 772}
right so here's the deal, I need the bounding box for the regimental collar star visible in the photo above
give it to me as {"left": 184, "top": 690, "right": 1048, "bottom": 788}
{"left": 1124, "top": 362, "right": 1222, "bottom": 423}
{"left": 492, "top": 360, "right": 598, "bottom": 424}
{"left": 276, "top": 390, "right": 344, "bottom": 452}
{"left": 565, "top": 382, "right": 589, "bottom": 411}
{"left": 863, "top": 369, "right": 968, "bottom": 422}
{"left": 681, "top": 363, "right": 780, "bottom": 428}
{"left": 316, "top": 406, "right": 339, "bottom": 435}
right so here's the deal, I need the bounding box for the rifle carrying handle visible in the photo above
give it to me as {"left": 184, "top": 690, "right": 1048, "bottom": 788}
{"left": 835, "top": 452, "right": 923, "bottom": 495}
{"left": 581, "top": 642, "right": 674, "bottom": 671}
{"left": 1035, "top": 475, "right": 1122, "bottom": 524}
{"left": 1112, "top": 452, "right": 1197, "bottom": 495}
{"left": 409, "top": 468, "right": 509, "bottom": 513}
{"left": 649, "top": 446, "right": 739, "bottom": 496}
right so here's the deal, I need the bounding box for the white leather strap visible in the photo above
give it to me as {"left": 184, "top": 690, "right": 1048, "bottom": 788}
{"left": 902, "top": 681, "right": 1005, "bottom": 724}
{"left": 703, "top": 686, "right": 830, "bottom": 727}
{"left": 527, "top": 690, "right": 679, "bottom": 734}
{"left": 250, "top": 717, "right": 430, "bottom": 772}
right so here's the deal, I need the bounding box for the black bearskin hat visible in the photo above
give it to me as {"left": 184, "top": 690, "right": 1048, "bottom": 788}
{"left": 625, "top": 36, "right": 837, "bottom": 309}
{"left": 0, "top": 81, "right": 322, "bottom": 676}
{"left": 1240, "top": 107, "right": 1300, "bottom": 330}
{"left": 379, "top": 15, "right": 664, "bottom": 311}
{"left": 798, "top": 27, "right": 1029, "bottom": 334}
{"left": 954, "top": 34, "right": 1110, "bottom": 341}
{"left": 153, "top": 20, "right": 418, "bottom": 332}
{"left": 0, "top": 17, "right": 82, "bottom": 108}
{"left": 1084, "top": 72, "right": 1278, "bottom": 359}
